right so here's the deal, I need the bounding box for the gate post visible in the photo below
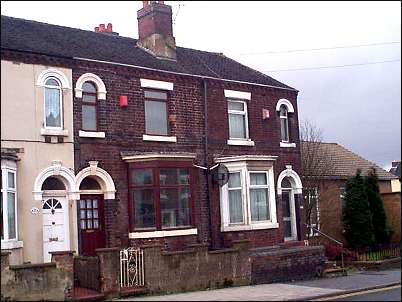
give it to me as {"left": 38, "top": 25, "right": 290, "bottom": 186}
{"left": 50, "top": 251, "right": 75, "bottom": 301}
{"left": 96, "top": 247, "right": 120, "bottom": 297}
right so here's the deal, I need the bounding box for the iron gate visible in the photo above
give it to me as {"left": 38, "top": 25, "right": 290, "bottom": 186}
{"left": 120, "top": 247, "right": 144, "bottom": 288}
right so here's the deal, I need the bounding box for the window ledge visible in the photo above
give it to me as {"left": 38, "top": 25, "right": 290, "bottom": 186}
{"left": 143, "top": 134, "right": 177, "bottom": 143}
{"left": 129, "top": 228, "right": 197, "bottom": 239}
{"left": 227, "top": 139, "right": 255, "bottom": 146}
{"left": 1, "top": 240, "right": 23, "bottom": 250}
{"left": 221, "top": 222, "right": 279, "bottom": 232}
{"left": 79, "top": 130, "right": 105, "bottom": 138}
{"left": 40, "top": 128, "right": 69, "bottom": 137}
{"left": 280, "top": 142, "right": 296, "bottom": 148}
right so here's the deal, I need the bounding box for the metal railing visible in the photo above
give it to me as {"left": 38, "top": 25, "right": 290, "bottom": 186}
{"left": 120, "top": 247, "right": 145, "bottom": 288}
{"left": 305, "top": 224, "right": 345, "bottom": 271}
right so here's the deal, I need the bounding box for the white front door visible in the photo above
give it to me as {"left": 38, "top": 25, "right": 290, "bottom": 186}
{"left": 282, "top": 189, "right": 297, "bottom": 241}
{"left": 42, "top": 197, "right": 70, "bottom": 262}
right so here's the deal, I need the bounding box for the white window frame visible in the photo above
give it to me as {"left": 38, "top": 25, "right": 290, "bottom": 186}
{"left": 1, "top": 164, "right": 21, "bottom": 247}
{"left": 227, "top": 99, "right": 250, "bottom": 141}
{"left": 220, "top": 162, "right": 278, "bottom": 232}
{"left": 227, "top": 171, "right": 246, "bottom": 225}
{"left": 279, "top": 105, "right": 289, "bottom": 143}
{"left": 305, "top": 187, "right": 320, "bottom": 237}
{"left": 43, "top": 76, "right": 63, "bottom": 131}
{"left": 248, "top": 171, "right": 271, "bottom": 224}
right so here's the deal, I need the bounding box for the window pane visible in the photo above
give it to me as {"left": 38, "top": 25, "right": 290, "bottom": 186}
{"left": 228, "top": 101, "right": 244, "bottom": 111}
{"left": 86, "top": 199, "right": 92, "bottom": 208}
{"left": 228, "top": 172, "right": 241, "bottom": 188}
{"left": 134, "top": 189, "right": 155, "bottom": 229}
{"left": 250, "top": 173, "right": 267, "bottom": 185}
{"left": 87, "top": 220, "right": 93, "bottom": 229}
{"left": 82, "top": 105, "right": 97, "bottom": 131}
{"left": 1, "top": 192, "right": 3, "bottom": 240}
{"left": 87, "top": 210, "right": 92, "bottom": 218}
{"left": 284, "top": 220, "right": 292, "bottom": 238}
{"left": 7, "top": 172, "right": 15, "bottom": 189}
{"left": 280, "top": 105, "right": 288, "bottom": 117}
{"left": 229, "top": 190, "right": 243, "bottom": 223}
{"left": 250, "top": 188, "right": 269, "bottom": 221}
{"left": 93, "top": 199, "right": 98, "bottom": 208}
{"left": 80, "top": 220, "right": 86, "bottom": 230}
{"left": 145, "top": 100, "right": 167, "bottom": 135}
{"left": 160, "top": 168, "right": 189, "bottom": 185}
{"left": 45, "top": 87, "right": 61, "bottom": 127}
{"left": 229, "top": 114, "right": 246, "bottom": 138}
{"left": 45, "top": 78, "right": 59, "bottom": 86}
{"left": 282, "top": 191, "right": 291, "bottom": 217}
{"left": 93, "top": 220, "right": 99, "bottom": 229}
{"left": 280, "top": 118, "right": 289, "bottom": 141}
{"left": 160, "top": 188, "right": 191, "bottom": 228}
{"left": 82, "top": 82, "right": 97, "bottom": 93}
{"left": 132, "top": 169, "right": 153, "bottom": 185}
{"left": 80, "top": 210, "right": 86, "bottom": 219}
{"left": 282, "top": 177, "right": 292, "bottom": 188}
{"left": 93, "top": 209, "right": 98, "bottom": 218}
{"left": 82, "top": 94, "right": 97, "bottom": 103}
{"left": 7, "top": 192, "right": 16, "bottom": 239}
{"left": 80, "top": 199, "right": 86, "bottom": 209}
{"left": 144, "top": 90, "right": 167, "bottom": 100}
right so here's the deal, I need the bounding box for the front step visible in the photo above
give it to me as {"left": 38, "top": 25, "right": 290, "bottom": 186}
{"left": 73, "top": 287, "right": 105, "bottom": 301}
{"left": 120, "top": 286, "right": 149, "bottom": 298}
{"left": 323, "top": 267, "right": 348, "bottom": 278}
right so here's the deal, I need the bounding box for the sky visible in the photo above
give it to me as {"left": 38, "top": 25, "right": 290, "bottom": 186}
{"left": 1, "top": 1, "right": 401, "bottom": 171}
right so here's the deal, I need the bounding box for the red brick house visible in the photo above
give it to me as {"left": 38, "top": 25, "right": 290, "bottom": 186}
{"left": 2, "top": 1, "right": 325, "bottom": 296}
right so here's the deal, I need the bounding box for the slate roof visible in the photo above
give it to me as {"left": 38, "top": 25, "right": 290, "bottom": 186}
{"left": 301, "top": 141, "right": 398, "bottom": 180}
{"left": 1, "top": 15, "right": 295, "bottom": 90}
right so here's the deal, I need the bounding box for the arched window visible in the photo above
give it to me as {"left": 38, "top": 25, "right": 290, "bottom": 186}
{"left": 44, "top": 77, "right": 63, "bottom": 129}
{"left": 279, "top": 105, "right": 289, "bottom": 142}
{"left": 82, "top": 82, "right": 98, "bottom": 131}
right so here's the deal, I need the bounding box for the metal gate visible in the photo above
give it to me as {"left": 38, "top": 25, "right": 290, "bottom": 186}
{"left": 120, "top": 247, "right": 144, "bottom": 288}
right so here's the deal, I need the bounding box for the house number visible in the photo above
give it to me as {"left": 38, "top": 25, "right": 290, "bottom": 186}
{"left": 30, "top": 207, "right": 40, "bottom": 215}
{"left": 49, "top": 237, "right": 59, "bottom": 242}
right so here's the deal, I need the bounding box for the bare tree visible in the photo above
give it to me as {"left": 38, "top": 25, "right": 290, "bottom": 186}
{"left": 299, "top": 120, "right": 335, "bottom": 239}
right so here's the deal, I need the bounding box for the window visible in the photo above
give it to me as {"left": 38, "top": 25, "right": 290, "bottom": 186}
{"left": 279, "top": 105, "right": 289, "bottom": 142}
{"left": 144, "top": 90, "right": 168, "bottom": 135}
{"left": 220, "top": 161, "right": 277, "bottom": 232}
{"left": 228, "top": 99, "right": 249, "bottom": 139}
{"left": 44, "top": 77, "right": 63, "bottom": 129}
{"left": 340, "top": 186, "right": 346, "bottom": 209}
{"left": 130, "top": 166, "right": 193, "bottom": 231}
{"left": 304, "top": 187, "right": 319, "bottom": 237}
{"left": 82, "top": 82, "right": 98, "bottom": 131}
{"left": 1, "top": 167, "right": 17, "bottom": 241}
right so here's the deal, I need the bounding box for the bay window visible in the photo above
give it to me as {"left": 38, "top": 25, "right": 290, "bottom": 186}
{"left": 130, "top": 165, "right": 194, "bottom": 232}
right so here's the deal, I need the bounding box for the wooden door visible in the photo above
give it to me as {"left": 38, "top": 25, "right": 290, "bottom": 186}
{"left": 78, "top": 195, "right": 105, "bottom": 256}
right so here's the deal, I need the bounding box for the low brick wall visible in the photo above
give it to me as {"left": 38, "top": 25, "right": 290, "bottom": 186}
{"left": 251, "top": 245, "right": 325, "bottom": 284}
{"left": 142, "top": 240, "right": 251, "bottom": 294}
{"left": 1, "top": 251, "right": 74, "bottom": 301}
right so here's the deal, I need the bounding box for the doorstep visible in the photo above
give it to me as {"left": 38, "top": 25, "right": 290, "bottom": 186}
{"left": 73, "top": 287, "right": 105, "bottom": 302}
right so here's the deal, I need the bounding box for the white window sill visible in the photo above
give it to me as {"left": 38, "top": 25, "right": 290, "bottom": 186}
{"left": 79, "top": 130, "right": 105, "bottom": 138}
{"left": 227, "top": 139, "right": 255, "bottom": 146}
{"left": 40, "top": 128, "right": 69, "bottom": 137}
{"left": 1, "top": 240, "right": 23, "bottom": 250}
{"left": 143, "top": 134, "right": 177, "bottom": 143}
{"left": 280, "top": 142, "right": 296, "bottom": 148}
{"left": 129, "top": 228, "right": 197, "bottom": 239}
{"left": 221, "top": 222, "right": 279, "bottom": 232}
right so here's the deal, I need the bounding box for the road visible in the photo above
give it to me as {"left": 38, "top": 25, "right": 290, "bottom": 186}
{"left": 321, "top": 285, "right": 401, "bottom": 301}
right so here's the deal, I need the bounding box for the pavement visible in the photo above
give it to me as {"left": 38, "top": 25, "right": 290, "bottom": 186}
{"left": 120, "top": 268, "right": 401, "bottom": 301}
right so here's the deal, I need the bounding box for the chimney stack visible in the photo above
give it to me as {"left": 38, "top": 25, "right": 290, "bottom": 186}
{"left": 137, "top": 0, "right": 176, "bottom": 60}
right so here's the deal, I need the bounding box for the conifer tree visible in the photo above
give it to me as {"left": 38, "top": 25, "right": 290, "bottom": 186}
{"left": 342, "top": 169, "right": 375, "bottom": 248}
{"left": 365, "top": 167, "right": 392, "bottom": 244}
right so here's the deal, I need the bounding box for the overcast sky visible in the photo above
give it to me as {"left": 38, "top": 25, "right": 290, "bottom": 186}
{"left": 2, "top": 1, "right": 401, "bottom": 170}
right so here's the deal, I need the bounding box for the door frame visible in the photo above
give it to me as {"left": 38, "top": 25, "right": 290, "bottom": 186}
{"left": 42, "top": 192, "right": 70, "bottom": 262}
{"left": 282, "top": 188, "right": 298, "bottom": 241}
{"left": 77, "top": 193, "right": 106, "bottom": 255}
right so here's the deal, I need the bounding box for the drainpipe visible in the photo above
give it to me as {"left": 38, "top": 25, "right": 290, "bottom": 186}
{"left": 202, "top": 78, "right": 214, "bottom": 249}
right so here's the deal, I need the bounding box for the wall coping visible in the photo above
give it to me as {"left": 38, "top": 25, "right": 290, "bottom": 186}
{"left": 209, "top": 248, "right": 238, "bottom": 254}
{"left": 252, "top": 245, "right": 324, "bottom": 257}
{"left": 232, "top": 239, "right": 251, "bottom": 244}
{"left": 95, "top": 247, "right": 120, "bottom": 253}
{"left": 49, "top": 250, "right": 75, "bottom": 255}
{"left": 10, "top": 262, "right": 56, "bottom": 270}
{"left": 162, "top": 249, "right": 197, "bottom": 256}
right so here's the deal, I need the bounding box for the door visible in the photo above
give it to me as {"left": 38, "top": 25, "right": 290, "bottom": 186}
{"left": 42, "top": 197, "right": 70, "bottom": 262}
{"left": 282, "top": 189, "right": 297, "bottom": 241}
{"left": 78, "top": 195, "right": 105, "bottom": 256}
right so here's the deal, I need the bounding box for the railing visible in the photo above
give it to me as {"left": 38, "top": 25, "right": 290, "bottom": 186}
{"left": 120, "top": 247, "right": 145, "bottom": 288}
{"left": 305, "top": 224, "right": 345, "bottom": 271}
{"left": 353, "top": 243, "right": 401, "bottom": 261}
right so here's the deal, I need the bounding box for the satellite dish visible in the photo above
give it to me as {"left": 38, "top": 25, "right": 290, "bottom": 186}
{"left": 212, "top": 163, "right": 229, "bottom": 186}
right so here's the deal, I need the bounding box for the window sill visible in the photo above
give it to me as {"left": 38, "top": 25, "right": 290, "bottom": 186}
{"left": 79, "top": 130, "right": 105, "bottom": 138}
{"left": 280, "top": 142, "right": 296, "bottom": 148}
{"left": 1, "top": 240, "right": 23, "bottom": 250}
{"left": 129, "top": 228, "right": 197, "bottom": 239}
{"left": 227, "top": 139, "right": 255, "bottom": 146}
{"left": 221, "top": 222, "right": 279, "bottom": 232}
{"left": 40, "top": 128, "right": 69, "bottom": 137}
{"left": 143, "top": 134, "right": 177, "bottom": 143}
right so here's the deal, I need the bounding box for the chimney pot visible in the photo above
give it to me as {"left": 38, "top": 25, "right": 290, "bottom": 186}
{"left": 107, "top": 23, "right": 113, "bottom": 32}
{"left": 143, "top": 1, "right": 149, "bottom": 7}
{"left": 94, "top": 26, "right": 99, "bottom": 32}
{"left": 99, "top": 23, "right": 105, "bottom": 31}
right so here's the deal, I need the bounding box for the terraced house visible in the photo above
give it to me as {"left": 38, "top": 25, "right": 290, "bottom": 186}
{"left": 1, "top": 1, "right": 325, "bottom": 299}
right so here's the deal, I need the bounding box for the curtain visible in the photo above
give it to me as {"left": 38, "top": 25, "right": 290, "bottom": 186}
{"left": 250, "top": 189, "right": 269, "bottom": 221}
{"left": 7, "top": 192, "right": 16, "bottom": 239}
{"left": 229, "top": 114, "right": 246, "bottom": 138}
{"left": 229, "top": 190, "right": 243, "bottom": 223}
{"left": 45, "top": 87, "right": 61, "bottom": 127}
{"left": 280, "top": 118, "right": 289, "bottom": 141}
